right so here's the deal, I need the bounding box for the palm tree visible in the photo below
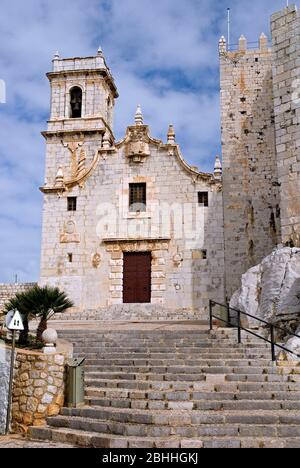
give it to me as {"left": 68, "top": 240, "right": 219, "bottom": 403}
{"left": 31, "top": 286, "right": 74, "bottom": 341}
{"left": 5, "top": 285, "right": 74, "bottom": 343}
{"left": 4, "top": 292, "right": 34, "bottom": 345}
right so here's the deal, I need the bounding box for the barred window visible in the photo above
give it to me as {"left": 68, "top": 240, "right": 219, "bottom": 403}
{"left": 129, "top": 183, "right": 146, "bottom": 212}
{"left": 67, "top": 197, "right": 77, "bottom": 212}
{"left": 198, "top": 192, "right": 209, "bottom": 207}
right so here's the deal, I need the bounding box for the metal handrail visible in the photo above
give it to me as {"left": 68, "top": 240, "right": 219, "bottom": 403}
{"left": 209, "top": 300, "right": 300, "bottom": 362}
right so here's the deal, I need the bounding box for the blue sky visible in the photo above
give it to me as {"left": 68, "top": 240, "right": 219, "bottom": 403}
{"left": 0, "top": 0, "right": 291, "bottom": 283}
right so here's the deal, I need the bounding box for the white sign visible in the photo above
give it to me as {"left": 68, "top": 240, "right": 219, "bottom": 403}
{"left": 8, "top": 311, "right": 24, "bottom": 331}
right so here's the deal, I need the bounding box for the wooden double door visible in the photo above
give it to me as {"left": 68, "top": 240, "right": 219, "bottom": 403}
{"left": 123, "top": 252, "right": 152, "bottom": 304}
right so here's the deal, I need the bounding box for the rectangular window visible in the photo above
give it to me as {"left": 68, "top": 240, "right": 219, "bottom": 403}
{"left": 198, "top": 192, "right": 209, "bottom": 207}
{"left": 129, "top": 183, "right": 146, "bottom": 212}
{"left": 68, "top": 253, "right": 73, "bottom": 263}
{"left": 67, "top": 197, "right": 77, "bottom": 212}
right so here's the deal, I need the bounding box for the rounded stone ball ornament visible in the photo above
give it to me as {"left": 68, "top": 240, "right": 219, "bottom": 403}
{"left": 42, "top": 328, "right": 58, "bottom": 346}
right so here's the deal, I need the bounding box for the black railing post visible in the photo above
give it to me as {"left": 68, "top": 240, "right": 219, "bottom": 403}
{"left": 226, "top": 303, "right": 231, "bottom": 327}
{"left": 237, "top": 310, "right": 242, "bottom": 344}
{"left": 270, "top": 325, "right": 276, "bottom": 362}
{"left": 209, "top": 300, "right": 213, "bottom": 331}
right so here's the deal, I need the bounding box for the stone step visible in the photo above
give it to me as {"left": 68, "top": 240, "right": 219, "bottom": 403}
{"left": 84, "top": 366, "right": 279, "bottom": 377}
{"left": 73, "top": 342, "right": 271, "bottom": 349}
{"left": 85, "top": 380, "right": 300, "bottom": 392}
{"left": 75, "top": 352, "right": 272, "bottom": 359}
{"left": 46, "top": 414, "right": 300, "bottom": 439}
{"left": 84, "top": 396, "right": 300, "bottom": 411}
{"left": 83, "top": 358, "right": 272, "bottom": 367}
{"left": 85, "top": 388, "right": 300, "bottom": 403}
{"left": 60, "top": 406, "right": 300, "bottom": 424}
{"left": 29, "top": 425, "right": 300, "bottom": 448}
{"left": 82, "top": 378, "right": 300, "bottom": 392}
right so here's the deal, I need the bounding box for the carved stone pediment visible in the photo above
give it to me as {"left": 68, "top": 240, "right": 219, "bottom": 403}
{"left": 124, "top": 125, "right": 150, "bottom": 163}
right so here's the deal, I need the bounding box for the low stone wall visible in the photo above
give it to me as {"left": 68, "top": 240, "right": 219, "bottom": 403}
{"left": 0, "top": 283, "right": 37, "bottom": 314}
{"left": 12, "top": 350, "right": 66, "bottom": 433}
{"left": 0, "top": 344, "right": 10, "bottom": 435}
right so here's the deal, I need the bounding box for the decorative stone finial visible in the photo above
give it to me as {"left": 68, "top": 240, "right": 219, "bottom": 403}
{"left": 167, "top": 125, "right": 176, "bottom": 145}
{"left": 55, "top": 167, "right": 64, "bottom": 187}
{"left": 97, "top": 46, "right": 103, "bottom": 56}
{"left": 214, "top": 155, "right": 222, "bottom": 180}
{"left": 135, "top": 105, "right": 144, "bottom": 126}
{"left": 259, "top": 33, "right": 268, "bottom": 51}
{"left": 219, "top": 36, "right": 227, "bottom": 53}
{"left": 102, "top": 130, "right": 111, "bottom": 149}
{"left": 42, "top": 328, "right": 58, "bottom": 355}
{"left": 239, "top": 35, "right": 247, "bottom": 51}
{"left": 53, "top": 51, "right": 60, "bottom": 60}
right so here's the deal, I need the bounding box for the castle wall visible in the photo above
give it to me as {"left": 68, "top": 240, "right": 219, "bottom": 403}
{"left": 220, "top": 37, "right": 281, "bottom": 299}
{"left": 271, "top": 5, "right": 300, "bottom": 246}
{"left": 0, "top": 283, "right": 36, "bottom": 314}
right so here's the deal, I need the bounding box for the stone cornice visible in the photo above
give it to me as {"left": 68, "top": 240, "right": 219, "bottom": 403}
{"left": 47, "top": 69, "right": 119, "bottom": 98}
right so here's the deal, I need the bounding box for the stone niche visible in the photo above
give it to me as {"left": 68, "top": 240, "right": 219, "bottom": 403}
{"left": 12, "top": 350, "right": 66, "bottom": 433}
{"left": 104, "top": 238, "right": 170, "bottom": 305}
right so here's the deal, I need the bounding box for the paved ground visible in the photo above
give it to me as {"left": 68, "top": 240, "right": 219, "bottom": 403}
{"left": 0, "top": 435, "right": 77, "bottom": 448}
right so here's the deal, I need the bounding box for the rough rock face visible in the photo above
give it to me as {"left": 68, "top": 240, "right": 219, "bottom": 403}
{"left": 230, "top": 247, "right": 300, "bottom": 327}
{"left": 0, "top": 345, "right": 10, "bottom": 434}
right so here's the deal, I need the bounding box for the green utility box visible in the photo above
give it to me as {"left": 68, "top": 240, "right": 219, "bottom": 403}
{"left": 66, "top": 357, "right": 85, "bottom": 408}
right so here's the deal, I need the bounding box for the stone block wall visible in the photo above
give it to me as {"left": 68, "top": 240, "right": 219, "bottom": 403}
{"left": 0, "top": 345, "right": 11, "bottom": 435}
{"left": 220, "top": 36, "right": 281, "bottom": 299}
{"left": 12, "top": 350, "right": 66, "bottom": 433}
{"left": 0, "top": 283, "right": 36, "bottom": 314}
{"left": 271, "top": 5, "right": 300, "bottom": 246}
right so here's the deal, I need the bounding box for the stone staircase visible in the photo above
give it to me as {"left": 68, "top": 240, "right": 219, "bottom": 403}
{"left": 29, "top": 327, "right": 300, "bottom": 448}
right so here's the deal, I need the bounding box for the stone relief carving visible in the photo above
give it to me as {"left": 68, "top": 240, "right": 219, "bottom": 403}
{"left": 92, "top": 253, "right": 101, "bottom": 268}
{"left": 124, "top": 126, "right": 150, "bottom": 163}
{"left": 63, "top": 141, "right": 83, "bottom": 178}
{"left": 173, "top": 253, "right": 183, "bottom": 267}
{"left": 60, "top": 220, "right": 80, "bottom": 244}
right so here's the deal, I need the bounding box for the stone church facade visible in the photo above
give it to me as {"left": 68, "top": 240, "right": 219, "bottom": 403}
{"left": 39, "top": 51, "right": 225, "bottom": 319}
{"left": 1, "top": 5, "right": 298, "bottom": 320}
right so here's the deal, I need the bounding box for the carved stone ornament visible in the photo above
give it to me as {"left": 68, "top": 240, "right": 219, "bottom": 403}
{"left": 124, "top": 125, "right": 150, "bottom": 163}
{"left": 173, "top": 253, "right": 183, "bottom": 267}
{"left": 92, "top": 253, "right": 101, "bottom": 268}
{"left": 60, "top": 220, "right": 80, "bottom": 244}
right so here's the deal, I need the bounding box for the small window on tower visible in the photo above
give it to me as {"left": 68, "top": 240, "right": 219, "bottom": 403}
{"left": 67, "top": 197, "right": 77, "bottom": 212}
{"left": 129, "top": 183, "right": 146, "bottom": 212}
{"left": 70, "top": 86, "right": 82, "bottom": 118}
{"left": 68, "top": 253, "right": 73, "bottom": 263}
{"left": 198, "top": 192, "right": 209, "bottom": 207}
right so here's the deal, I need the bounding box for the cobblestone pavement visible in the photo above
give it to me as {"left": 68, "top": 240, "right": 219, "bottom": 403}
{"left": 0, "top": 435, "right": 77, "bottom": 448}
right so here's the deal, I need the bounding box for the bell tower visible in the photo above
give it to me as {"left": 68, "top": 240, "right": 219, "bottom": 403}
{"left": 41, "top": 48, "right": 118, "bottom": 189}
{"left": 40, "top": 49, "right": 118, "bottom": 291}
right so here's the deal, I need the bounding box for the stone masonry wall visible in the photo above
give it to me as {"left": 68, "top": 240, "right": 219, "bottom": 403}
{"left": 12, "top": 351, "right": 66, "bottom": 433}
{"left": 0, "top": 344, "right": 11, "bottom": 435}
{"left": 271, "top": 5, "right": 300, "bottom": 246}
{"left": 0, "top": 283, "right": 37, "bottom": 314}
{"left": 220, "top": 36, "right": 281, "bottom": 299}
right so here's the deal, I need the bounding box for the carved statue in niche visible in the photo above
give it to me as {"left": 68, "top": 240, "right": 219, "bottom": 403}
{"left": 92, "top": 253, "right": 101, "bottom": 268}
{"left": 125, "top": 126, "right": 150, "bottom": 163}
{"left": 60, "top": 220, "right": 80, "bottom": 244}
